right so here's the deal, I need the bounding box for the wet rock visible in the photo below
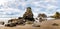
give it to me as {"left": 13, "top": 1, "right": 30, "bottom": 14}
{"left": 8, "top": 19, "right": 26, "bottom": 25}
{"left": 52, "top": 23, "right": 59, "bottom": 26}
{"left": 0, "top": 21, "right": 4, "bottom": 25}
{"left": 5, "top": 23, "right": 16, "bottom": 27}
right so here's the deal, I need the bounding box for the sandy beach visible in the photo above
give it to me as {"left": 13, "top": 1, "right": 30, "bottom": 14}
{"left": 0, "top": 19, "right": 60, "bottom": 29}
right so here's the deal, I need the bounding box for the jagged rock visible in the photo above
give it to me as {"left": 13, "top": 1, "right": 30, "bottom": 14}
{"left": 5, "top": 23, "right": 16, "bottom": 27}
{"left": 8, "top": 19, "right": 26, "bottom": 25}
{"left": 52, "top": 23, "right": 59, "bottom": 26}
{"left": 38, "top": 13, "right": 47, "bottom": 18}
{"left": 0, "top": 21, "right": 4, "bottom": 25}
{"left": 23, "top": 7, "right": 34, "bottom": 21}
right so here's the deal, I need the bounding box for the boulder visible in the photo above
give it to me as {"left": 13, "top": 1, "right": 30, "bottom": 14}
{"left": 0, "top": 21, "right": 4, "bottom": 25}
{"left": 32, "top": 24, "right": 40, "bottom": 27}
{"left": 32, "top": 21, "right": 40, "bottom": 27}
{"left": 5, "top": 23, "right": 16, "bottom": 27}
{"left": 8, "top": 19, "right": 26, "bottom": 25}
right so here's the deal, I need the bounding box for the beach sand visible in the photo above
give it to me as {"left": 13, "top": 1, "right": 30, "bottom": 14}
{"left": 0, "top": 19, "right": 60, "bottom": 29}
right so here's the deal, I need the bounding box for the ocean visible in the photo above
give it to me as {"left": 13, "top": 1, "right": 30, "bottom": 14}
{"left": 0, "top": 18, "right": 17, "bottom": 24}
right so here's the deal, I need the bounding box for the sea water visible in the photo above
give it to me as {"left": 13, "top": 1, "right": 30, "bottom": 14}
{"left": 0, "top": 18, "right": 16, "bottom": 24}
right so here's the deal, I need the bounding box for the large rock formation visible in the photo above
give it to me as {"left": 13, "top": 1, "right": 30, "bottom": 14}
{"left": 37, "top": 13, "right": 47, "bottom": 22}
{"left": 7, "top": 18, "right": 25, "bottom": 25}
{"left": 53, "top": 12, "right": 60, "bottom": 19}
{"left": 50, "top": 12, "right": 60, "bottom": 19}
{"left": 5, "top": 17, "right": 26, "bottom": 27}
{"left": 5, "top": 23, "right": 16, "bottom": 27}
{"left": 23, "top": 7, "right": 34, "bottom": 21}
{"left": 38, "top": 13, "right": 47, "bottom": 18}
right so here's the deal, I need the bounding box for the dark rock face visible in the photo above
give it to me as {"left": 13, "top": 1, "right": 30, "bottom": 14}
{"left": 38, "top": 13, "right": 47, "bottom": 18}
{"left": 23, "top": 7, "right": 34, "bottom": 21}
{"left": 5, "top": 23, "right": 16, "bottom": 27}
{"left": 52, "top": 23, "right": 59, "bottom": 26}
{"left": 5, "top": 19, "right": 25, "bottom": 27}
{"left": 18, "top": 17, "right": 23, "bottom": 19}
{"left": 37, "top": 13, "right": 47, "bottom": 22}
{"left": 8, "top": 19, "right": 26, "bottom": 26}
{"left": 2, "top": 22, "right": 4, "bottom": 25}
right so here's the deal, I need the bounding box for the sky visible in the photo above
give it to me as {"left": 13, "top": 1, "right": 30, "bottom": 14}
{"left": 0, "top": 0, "right": 60, "bottom": 18}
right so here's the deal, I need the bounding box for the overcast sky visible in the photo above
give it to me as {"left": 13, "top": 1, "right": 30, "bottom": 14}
{"left": 0, "top": 0, "right": 60, "bottom": 18}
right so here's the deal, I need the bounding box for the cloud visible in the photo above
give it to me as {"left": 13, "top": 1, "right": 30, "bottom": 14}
{"left": 0, "top": 8, "right": 21, "bottom": 18}
{"left": 0, "top": 0, "right": 8, "bottom": 5}
{"left": 0, "top": 0, "right": 59, "bottom": 18}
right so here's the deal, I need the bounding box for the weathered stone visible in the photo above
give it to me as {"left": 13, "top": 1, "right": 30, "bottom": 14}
{"left": 8, "top": 18, "right": 26, "bottom": 25}
{"left": 0, "top": 21, "right": 4, "bottom": 25}
{"left": 32, "top": 24, "right": 40, "bottom": 27}
{"left": 52, "top": 23, "right": 59, "bottom": 26}
{"left": 5, "top": 23, "right": 16, "bottom": 27}
{"left": 23, "top": 7, "right": 34, "bottom": 21}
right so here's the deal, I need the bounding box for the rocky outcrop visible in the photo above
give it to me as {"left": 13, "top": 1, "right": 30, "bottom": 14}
{"left": 5, "top": 23, "right": 16, "bottom": 27}
{"left": 5, "top": 18, "right": 26, "bottom": 27}
{"left": 38, "top": 13, "right": 47, "bottom": 18}
{"left": 23, "top": 7, "right": 34, "bottom": 21}
{"left": 8, "top": 19, "right": 25, "bottom": 25}
{"left": 0, "top": 21, "right": 4, "bottom": 25}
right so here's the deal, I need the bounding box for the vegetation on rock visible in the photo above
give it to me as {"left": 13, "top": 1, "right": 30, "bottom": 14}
{"left": 50, "top": 12, "right": 60, "bottom": 19}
